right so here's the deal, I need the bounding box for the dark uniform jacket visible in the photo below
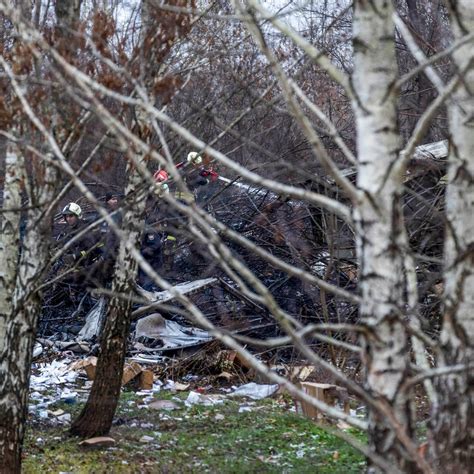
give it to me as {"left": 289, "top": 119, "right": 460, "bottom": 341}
{"left": 138, "top": 227, "right": 164, "bottom": 290}
{"left": 100, "top": 210, "right": 123, "bottom": 282}
{"left": 56, "top": 220, "right": 103, "bottom": 286}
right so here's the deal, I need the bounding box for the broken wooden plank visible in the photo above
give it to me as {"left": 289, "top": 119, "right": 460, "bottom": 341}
{"left": 73, "top": 357, "right": 146, "bottom": 387}
{"left": 139, "top": 370, "right": 154, "bottom": 390}
{"left": 121, "top": 362, "right": 143, "bottom": 385}
{"left": 295, "top": 382, "right": 350, "bottom": 419}
{"left": 79, "top": 437, "right": 116, "bottom": 448}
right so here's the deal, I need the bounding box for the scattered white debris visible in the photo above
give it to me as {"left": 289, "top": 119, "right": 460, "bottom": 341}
{"left": 30, "top": 359, "right": 78, "bottom": 389}
{"left": 33, "top": 343, "right": 43, "bottom": 359}
{"left": 79, "top": 436, "right": 116, "bottom": 448}
{"left": 76, "top": 296, "right": 107, "bottom": 341}
{"left": 134, "top": 315, "right": 213, "bottom": 350}
{"left": 163, "top": 380, "right": 176, "bottom": 390}
{"left": 57, "top": 413, "right": 71, "bottom": 423}
{"left": 29, "top": 358, "right": 85, "bottom": 419}
{"left": 60, "top": 389, "right": 78, "bottom": 404}
{"left": 185, "top": 391, "right": 225, "bottom": 407}
{"left": 229, "top": 383, "right": 279, "bottom": 400}
{"left": 148, "top": 400, "right": 180, "bottom": 411}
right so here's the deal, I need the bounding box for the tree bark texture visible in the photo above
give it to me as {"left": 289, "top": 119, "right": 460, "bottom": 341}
{"left": 0, "top": 146, "right": 58, "bottom": 474}
{"left": 0, "top": 143, "right": 25, "bottom": 474}
{"left": 352, "top": 1, "right": 415, "bottom": 472}
{"left": 0, "top": 157, "right": 58, "bottom": 474}
{"left": 70, "top": 158, "right": 148, "bottom": 437}
{"left": 70, "top": 0, "right": 177, "bottom": 438}
{"left": 0, "top": 0, "right": 79, "bottom": 469}
{"left": 430, "top": 1, "right": 474, "bottom": 471}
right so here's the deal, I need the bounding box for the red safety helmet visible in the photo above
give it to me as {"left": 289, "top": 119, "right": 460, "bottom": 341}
{"left": 153, "top": 169, "right": 169, "bottom": 183}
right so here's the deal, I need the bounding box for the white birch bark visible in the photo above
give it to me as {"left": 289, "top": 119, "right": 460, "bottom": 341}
{"left": 430, "top": 1, "right": 474, "bottom": 470}
{"left": 0, "top": 142, "right": 22, "bottom": 313}
{"left": 0, "top": 156, "right": 58, "bottom": 474}
{"left": 8, "top": 159, "right": 58, "bottom": 470}
{"left": 0, "top": 1, "right": 79, "bottom": 471}
{"left": 0, "top": 141, "right": 24, "bottom": 472}
{"left": 352, "top": 1, "right": 415, "bottom": 471}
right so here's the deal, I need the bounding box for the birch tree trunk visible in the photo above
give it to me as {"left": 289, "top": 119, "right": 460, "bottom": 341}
{"left": 2, "top": 159, "right": 59, "bottom": 474}
{"left": 430, "top": 1, "right": 474, "bottom": 470}
{"left": 0, "top": 1, "right": 81, "bottom": 470}
{"left": 0, "top": 145, "right": 58, "bottom": 474}
{"left": 0, "top": 142, "right": 25, "bottom": 473}
{"left": 352, "top": 1, "right": 414, "bottom": 471}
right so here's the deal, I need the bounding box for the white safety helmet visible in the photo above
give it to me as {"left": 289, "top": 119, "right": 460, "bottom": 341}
{"left": 62, "top": 202, "right": 82, "bottom": 218}
{"left": 187, "top": 151, "right": 202, "bottom": 165}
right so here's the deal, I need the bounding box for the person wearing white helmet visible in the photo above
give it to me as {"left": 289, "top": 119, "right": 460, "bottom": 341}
{"left": 56, "top": 202, "right": 103, "bottom": 286}
{"left": 62, "top": 202, "right": 82, "bottom": 227}
{"left": 171, "top": 151, "right": 217, "bottom": 203}
{"left": 187, "top": 151, "right": 202, "bottom": 165}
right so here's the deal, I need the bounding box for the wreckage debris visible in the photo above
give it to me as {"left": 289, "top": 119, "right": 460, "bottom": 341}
{"left": 32, "top": 265, "right": 357, "bottom": 430}
{"left": 29, "top": 348, "right": 356, "bottom": 435}
{"left": 70, "top": 357, "right": 155, "bottom": 390}
{"left": 79, "top": 437, "right": 116, "bottom": 448}
{"left": 185, "top": 391, "right": 226, "bottom": 407}
{"left": 134, "top": 313, "right": 212, "bottom": 350}
{"left": 71, "top": 279, "right": 217, "bottom": 345}
{"left": 228, "top": 383, "right": 279, "bottom": 400}
{"left": 295, "top": 382, "right": 350, "bottom": 420}
{"left": 148, "top": 400, "right": 180, "bottom": 411}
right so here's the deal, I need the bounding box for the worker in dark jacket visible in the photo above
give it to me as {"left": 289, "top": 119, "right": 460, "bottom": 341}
{"left": 101, "top": 192, "right": 123, "bottom": 230}
{"left": 173, "top": 151, "right": 218, "bottom": 203}
{"left": 99, "top": 192, "right": 124, "bottom": 282}
{"left": 56, "top": 202, "right": 103, "bottom": 287}
{"left": 137, "top": 226, "right": 164, "bottom": 291}
{"left": 145, "top": 152, "right": 218, "bottom": 277}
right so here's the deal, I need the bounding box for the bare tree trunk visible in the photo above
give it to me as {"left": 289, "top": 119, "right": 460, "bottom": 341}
{"left": 352, "top": 1, "right": 415, "bottom": 471}
{"left": 430, "top": 1, "right": 474, "bottom": 471}
{"left": 0, "top": 143, "right": 58, "bottom": 474}
{"left": 70, "top": 0, "right": 191, "bottom": 436}
{"left": 55, "top": 0, "right": 82, "bottom": 55}
{"left": 70, "top": 157, "right": 147, "bottom": 437}
{"left": 4, "top": 159, "right": 58, "bottom": 470}
{"left": 0, "top": 142, "right": 25, "bottom": 473}
{"left": 0, "top": 1, "right": 80, "bottom": 470}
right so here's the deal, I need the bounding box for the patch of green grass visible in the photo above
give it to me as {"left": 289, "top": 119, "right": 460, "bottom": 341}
{"left": 24, "top": 392, "right": 366, "bottom": 473}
